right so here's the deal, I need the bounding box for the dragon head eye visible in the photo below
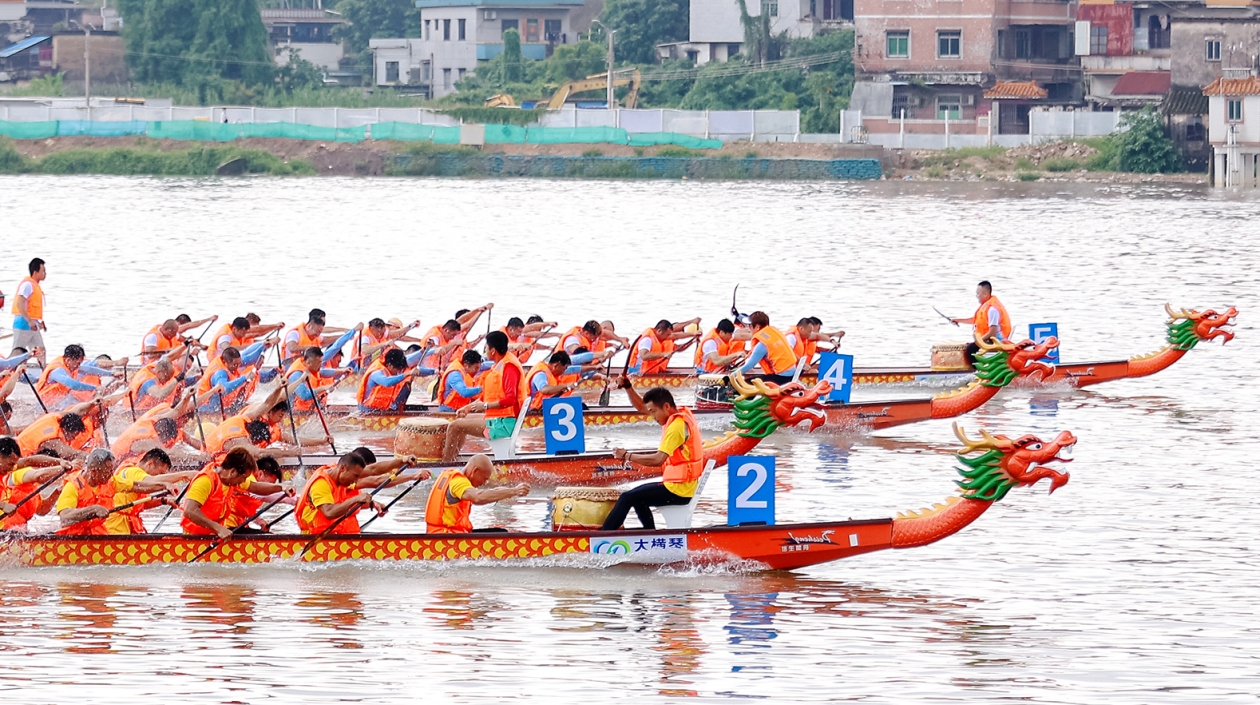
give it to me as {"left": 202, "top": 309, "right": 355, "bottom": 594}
{"left": 1027, "top": 442, "right": 1043, "bottom": 450}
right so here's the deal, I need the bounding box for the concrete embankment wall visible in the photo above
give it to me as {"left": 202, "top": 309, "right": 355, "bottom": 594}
{"left": 390, "top": 154, "right": 884, "bottom": 180}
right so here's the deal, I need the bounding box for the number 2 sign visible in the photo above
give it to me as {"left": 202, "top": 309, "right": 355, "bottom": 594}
{"left": 542, "top": 397, "right": 585, "bottom": 454}
{"left": 727, "top": 456, "right": 775, "bottom": 526}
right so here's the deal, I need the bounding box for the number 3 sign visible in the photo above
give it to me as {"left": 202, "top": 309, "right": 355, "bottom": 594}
{"left": 542, "top": 397, "right": 585, "bottom": 454}
{"left": 727, "top": 456, "right": 775, "bottom": 526}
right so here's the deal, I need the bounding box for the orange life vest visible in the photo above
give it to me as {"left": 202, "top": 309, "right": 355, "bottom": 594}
{"left": 142, "top": 324, "right": 177, "bottom": 358}
{"left": 197, "top": 357, "right": 250, "bottom": 409}
{"left": 35, "top": 356, "right": 93, "bottom": 405}
{"left": 521, "top": 362, "right": 565, "bottom": 411}
{"left": 110, "top": 416, "right": 168, "bottom": 460}
{"left": 11, "top": 276, "right": 43, "bottom": 320}
{"left": 127, "top": 363, "right": 175, "bottom": 410}
{"left": 108, "top": 466, "right": 166, "bottom": 534}
{"left": 482, "top": 353, "right": 525, "bottom": 420}
{"left": 352, "top": 330, "right": 392, "bottom": 368}
{"left": 204, "top": 415, "right": 276, "bottom": 456}
{"left": 2, "top": 469, "right": 47, "bottom": 530}
{"left": 56, "top": 472, "right": 116, "bottom": 536}
{"left": 357, "top": 358, "right": 408, "bottom": 410}
{"left": 629, "top": 329, "right": 675, "bottom": 375}
{"left": 285, "top": 358, "right": 325, "bottom": 413}
{"left": 694, "top": 328, "right": 735, "bottom": 373}
{"left": 181, "top": 465, "right": 232, "bottom": 535}
{"left": 285, "top": 324, "right": 322, "bottom": 361}
{"left": 295, "top": 465, "right": 362, "bottom": 534}
{"left": 16, "top": 411, "right": 71, "bottom": 456}
{"left": 753, "top": 326, "right": 798, "bottom": 376}
{"left": 552, "top": 326, "right": 605, "bottom": 356}
{"left": 661, "top": 408, "right": 705, "bottom": 484}
{"left": 785, "top": 326, "right": 818, "bottom": 365}
{"left": 974, "top": 295, "right": 1013, "bottom": 341}
{"left": 425, "top": 468, "right": 473, "bottom": 534}
{"left": 434, "top": 361, "right": 478, "bottom": 411}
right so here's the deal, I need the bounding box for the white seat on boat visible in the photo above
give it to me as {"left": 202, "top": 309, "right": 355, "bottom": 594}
{"left": 487, "top": 437, "right": 517, "bottom": 460}
{"left": 654, "top": 460, "right": 715, "bottom": 530}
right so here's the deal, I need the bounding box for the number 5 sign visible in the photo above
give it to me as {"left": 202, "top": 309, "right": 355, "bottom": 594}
{"left": 817, "top": 352, "right": 854, "bottom": 403}
{"left": 728, "top": 456, "right": 775, "bottom": 526}
{"left": 1029, "top": 323, "right": 1060, "bottom": 364}
{"left": 542, "top": 397, "right": 585, "bottom": 454}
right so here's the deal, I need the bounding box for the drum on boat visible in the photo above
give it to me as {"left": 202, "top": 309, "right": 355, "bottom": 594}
{"left": 395, "top": 417, "right": 448, "bottom": 461}
{"left": 930, "top": 342, "right": 971, "bottom": 372}
{"left": 551, "top": 487, "right": 622, "bottom": 531}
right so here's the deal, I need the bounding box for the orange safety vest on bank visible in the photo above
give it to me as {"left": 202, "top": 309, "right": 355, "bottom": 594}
{"left": 482, "top": 353, "right": 524, "bottom": 420}
{"left": 11, "top": 276, "right": 43, "bottom": 320}
{"left": 434, "top": 361, "right": 478, "bottom": 411}
{"left": 974, "top": 295, "right": 1013, "bottom": 341}
{"left": 181, "top": 465, "right": 231, "bottom": 535}
{"left": 753, "top": 326, "right": 798, "bottom": 376}
{"left": 295, "top": 465, "right": 362, "bottom": 534}
{"left": 629, "top": 329, "right": 675, "bottom": 375}
{"left": 425, "top": 468, "right": 473, "bottom": 534}
{"left": 694, "top": 329, "right": 736, "bottom": 373}
{"left": 357, "top": 358, "right": 408, "bottom": 410}
{"left": 661, "top": 407, "right": 705, "bottom": 484}
{"left": 55, "top": 472, "right": 116, "bottom": 536}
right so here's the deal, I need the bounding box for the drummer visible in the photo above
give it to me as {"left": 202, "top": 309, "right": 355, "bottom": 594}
{"left": 599, "top": 382, "right": 704, "bottom": 531}
{"left": 951, "top": 280, "right": 1012, "bottom": 364}
{"left": 442, "top": 332, "right": 521, "bottom": 462}
{"left": 424, "top": 454, "right": 528, "bottom": 534}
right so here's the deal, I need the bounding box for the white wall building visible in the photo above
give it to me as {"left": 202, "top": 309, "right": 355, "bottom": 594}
{"left": 371, "top": 0, "right": 582, "bottom": 98}
{"left": 658, "top": 0, "right": 851, "bottom": 65}
{"left": 261, "top": 8, "right": 347, "bottom": 72}
{"left": 1205, "top": 72, "right": 1260, "bottom": 188}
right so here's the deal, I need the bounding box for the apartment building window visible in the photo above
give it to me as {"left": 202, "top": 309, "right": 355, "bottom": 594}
{"left": 421, "top": 61, "right": 431, "bottom": 81}
{"left": 443, "top": 19, "right": 451, "bottom": 40}
{"left": 443, "top": 68, "right": 452, "bottom": 89}
{"left": 526, "top": 18, "right": 540, "bottom": 42}
{"left": 1206, "top": 38, "right": 1222, "bottom": 62}
{"left": 1089, "top": 25, "right": 1107, "bottom": 55}
{"left": 458, "top": 18, "right": 466, "bottom": 40}
{"left": 886, "top": 30, "right": 909, "bottom": 58}
{"left": 728, "top": 43, "right": 741, "bottom": 57}
{"left": 502, "top": 19, "right": 518, "bottom": 36}
{"left": 1016, "top": 29, "right": 1031, "bottom": 59}
{"left": 1228, "top": 99, "right": 1242, "bottom": 122}
{"left": 937, "top": 95, "right": 962, "bottom": 120}
{"left": 385, "top": 61, "right": 399, "bottom": 82}
{"left": 937, "top": 30, "right": 960, "bottom": 58}
{"left": 762, "top": 0, "right": 778, "bottom": 16}
{"left": 424, "top": 20, "right": 430, "bottom": 40}
{"left": 545, "top": 19, "right": 561, "bottom": 42}
{"left": 458, "top": 68, "right": 466, "bottom": 81}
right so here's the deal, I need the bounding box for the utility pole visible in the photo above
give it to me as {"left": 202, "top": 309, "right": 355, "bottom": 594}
{"left": 605, "top": 28, "right": 616, "bottom": 109}
{"left": 83, "top": 24, "right": 91, "bottom": 108}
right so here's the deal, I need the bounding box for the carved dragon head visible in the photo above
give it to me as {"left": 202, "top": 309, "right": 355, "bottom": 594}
{"left": 728, "top": 373, "right": 830, "bottom": 436}
{"left": 972, "top": 332, "right": 1059, "bottom": 387}
{"left": 953, "top": 422, "right": 1076, "bottom": 500}
{"left": 1165, "top": 303, "right": 1237, "bottom": 350}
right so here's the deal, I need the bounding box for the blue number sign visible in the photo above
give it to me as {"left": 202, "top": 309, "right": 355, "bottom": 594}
{"left": 728, "top": 456, "right": 775, "bottom": 526}
{"left": 816, "top": 352, "right": 854, "bottom": 403}
{"left": 542, "top": 397, "right": 585, "bottom": 454}
{"left": 1029, "top": 322, "right": 1060, "bottom": 364}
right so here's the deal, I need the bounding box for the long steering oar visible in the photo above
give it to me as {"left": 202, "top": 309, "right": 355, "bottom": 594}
{"left": 933, "top": 306, "right": 959, "bottom": 326}
{"left": 56, "top": 489, "right": 172, "bottom": 533}
{"left": 188, "top": 494, "right": 291, "bottom": 563}
{"left": 360, "top": 462, "right": 428, "bottom": 531}
{"left": 0, "top": 467, "right": 69, "bottom": 522}
{"left": 297, "top": 471, "right": 402, "bottom": 559}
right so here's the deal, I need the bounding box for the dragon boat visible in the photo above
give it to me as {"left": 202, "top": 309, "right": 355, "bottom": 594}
{"left": 2, "top": 423, "right": 1075, "bottom": 569}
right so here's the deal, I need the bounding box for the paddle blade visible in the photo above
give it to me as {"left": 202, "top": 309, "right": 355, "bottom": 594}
{"left": 598, "top": 387, "right": 610, "bottom": 407}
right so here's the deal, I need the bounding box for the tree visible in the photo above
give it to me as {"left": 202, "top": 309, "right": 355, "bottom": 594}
{"left": 1114, "top": 107, "right": 1180, "bottom": 173}
{"left": 602, "top": 0, "right": 689, "bottom": 65}
{"left": 116, "top": 0, "right": 273, "bottom": 89}
{"left": 334, "top": 0, "right": 420, "bottom": 55}
{"left": 503, "top": 28, "right": 523, "bottom": 82}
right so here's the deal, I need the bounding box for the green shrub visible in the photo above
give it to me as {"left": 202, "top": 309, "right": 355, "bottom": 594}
{"left": 582, "top": 148, "right": 604, "bottom": 157}
{"left": 1042, "top": 158, "right": 1080, "bottom": 172}
{"left": 656, "top": 146, "right": 697, "bottom": 157}
{"left": 0, "top": 139, "right": 29, "bottom": 173}
{"left": 743, "top": 150, "right": 759, "bottom": 158}
{"left": 1016, "top": 171, "right": 1041, "bottom": 181}
{"left": 438, "top": 107, "right": 541, "bottom": 126}
{"left": 1014, "top": 156, "right": 1036, "bottom": 170}
{"left": 32, "top": 146, "right": 312, "bottom": 176}
{"left": 632, "top": 146, "right": 645, "bottom": 156}
{"left": 1114, "top": 107, "right": 1180, "bottom": 173}
{"left": 925, "top": 166, "right": 944, "bottom": 178}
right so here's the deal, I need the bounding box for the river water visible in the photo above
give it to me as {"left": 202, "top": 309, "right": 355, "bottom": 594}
{"left": 0, "top": 176, "right": 1257, "bottom": 703}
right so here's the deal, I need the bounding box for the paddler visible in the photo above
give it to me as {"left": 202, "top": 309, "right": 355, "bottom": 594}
{"left": 0, "top": 436, "right": 74, "bottom": 530}
{"left": 629, "top": 319, "right": 701, "bottom": 376}
{"left": 503, "top": 316, "right": 557, "bottom": 362}
{"left": 420, "top": 319, "right": 470, "bottom": 370}
{"left": 179, "top": 447, "right": 263, "bottom": 538}
{"left": 738, "top": 311, "right": 799, "bottom": 384}
{"left": 424, "top": 454, "right": 528, "bottom": 534}
{"left": 695, "top": 319, "right": 744, "bottom": 374}
{"left": 126, "top": 356, "right": 185, "bottom": 412}
{"left": 10, "top": 258, "right": 47, "bottom": 363}
{"left": 223, "top": 456, "right": 295, "bottom": 531}
{"left": 522, "top": 351, "right": 600, "bottom": 410}
{"left": 286, "top": 345, "right": 353, "bottom": 414}
{"left": 294, "top": 452, "right": 431, "bottom": 534}
{"left": 196, "top": 346, "right": 261, "bottom": 414}
{"left": 35, "top": 344, "right": 127, "bottom": 408}
{"left": 16, "top": 399, "right": 104, "bottom": 459}
{"left": 55, "top": 449, "right": 180, "bottom": 536}
{"left": 102, "top": 448, "right": 194, "bottom": 535}
{"left": 110, "top": 384, "right": 224, "bottom": 464}
{"left": 356, "top": 348, "right": 424, "bottom": 412}
{"left": 600, "top": 384, "right": 703, "bottom": 531}
{"left": 209, "top": 315, "right": 282, "bottom": 363}
{"left": 203, "top": 384, "right": 322, "bottom": 460}
{"left": 434, "top": 349, "right": 484, "bottom": 413}
{"left": 351, "top": 317, "right": 420, "bottom": 370}
{"left": 555, "top": 321, "right": 607, "bottom": 356}
{"left": 951, "top": 280, "right": 1013, "bottom": 364}
{"left": 141, "top": 316, "right": 213, "bottom": 364}
{"left": 443, "top": 331, "right": 522, "bottom": 462}
{"left": 282, "top": 309, "right": 351, "bottom": 364}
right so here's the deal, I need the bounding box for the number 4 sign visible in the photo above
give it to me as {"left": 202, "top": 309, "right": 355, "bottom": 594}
{"left": 817, "top": 352, "right": 854, "bottom": 403}
{"left": 542, "top": 397, "right": 585, "bottom": 454}
{"left": 728, "top": 456, "right": 775, "bottom": 526}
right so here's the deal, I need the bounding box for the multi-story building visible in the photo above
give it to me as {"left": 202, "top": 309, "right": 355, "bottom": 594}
{"left": 658, "top": 0, "right": 853, "bottom": 65}
{"left": 1075, "top": 1, "right": 1172, "bottom": 109}
{"left": 851, "top": 0, "right": 1079, "bottom": 136}
{"left": 1205, "top": 70, "right": 1260, "bottom": 187}
{"left": 262, "top": 7, "right": 349, "bottom": 74}
{"left": 371, "top": 0, "right": 583, "bottom": 97}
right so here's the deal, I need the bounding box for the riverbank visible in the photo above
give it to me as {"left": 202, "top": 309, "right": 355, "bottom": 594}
{"left": 888, "top": 141, "right": 1207, "bottom": 184}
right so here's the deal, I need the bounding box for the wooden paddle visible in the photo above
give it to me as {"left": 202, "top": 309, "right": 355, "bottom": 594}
{"left": 188, "top": 493, "right": 291, "bottom": 563}
{"left": 57, "top": 489, "right": 172, "bottom": 533}
{"left": 122, "top": 362, "right": 137, "bottom": 422}
{"left": 297, "top": 470, "right": 402, "bottom": 559}
{"left": 22, "top": 364, "right": 46, "bottom": 413}
{"left": 933, "top": 306, "right": 959, "bottom": 326}
{"left": 151, "top": 482, "right": 190, "bottom": 533}
{"left": 0, "top": 400, "right": 11, "bottom": 436}
{"left": 274, "top": 343, "right": 307, "bottom": 480}
{"left": 597, "top": 349, "right": 615, "bottom": 407}
{"left": 360, "top": 462, "right": 429, "bottom": 530}
{"left": 305, "top": 376, "right": 338, "bottom": 456}
{"left": 0, "top": 467, "right": 69, "bottom": 521}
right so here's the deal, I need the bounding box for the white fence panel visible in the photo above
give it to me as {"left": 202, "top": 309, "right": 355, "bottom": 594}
{"left": 753, "top": 110, "right": 800, "bottom": 137}
{"left": 335, "top": 108, "right": 380, "bottom": 127}
{"left": 294, "top": 107, "right": 336, "bottom": 127}
{"left": 49, "top": 107, "right": 87, "bottom": 121}
{"left": 170, "top": 107, "right": 213, "bottom": 121}
{"left": 574, "top": 109, "right": 617, "bottom": 128}
{"left": 88, "top": 106, "right": 134, "bottom": 122}
{"left": 706, "top": 110, "right": 752, "bottom": 139}
{"left": 4, "top": 106, "right": 52, "bottom": 121}
{"left": 618, "top": 109, "right": 664, "bottom": 133}
{"left": 132, "top": 106, "right": 174, "bottom": 121}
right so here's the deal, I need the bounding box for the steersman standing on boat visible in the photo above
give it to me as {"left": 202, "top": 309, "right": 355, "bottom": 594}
{"left": 952, "top": 280, "right": 1013, "bottom": 366}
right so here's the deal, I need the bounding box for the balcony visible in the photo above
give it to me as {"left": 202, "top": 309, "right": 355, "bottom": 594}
{"left": 1080, "top": 54, "right": 1171, "bottom": 74}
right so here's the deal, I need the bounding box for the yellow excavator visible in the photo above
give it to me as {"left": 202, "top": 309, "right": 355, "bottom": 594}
{"left": 482, "top": 69, "right": 642, "bottom": 109}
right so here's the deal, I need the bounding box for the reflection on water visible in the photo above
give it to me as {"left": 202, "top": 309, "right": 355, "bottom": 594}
{"left": 0, "top": 177, "right": 1257, "bottom": 702}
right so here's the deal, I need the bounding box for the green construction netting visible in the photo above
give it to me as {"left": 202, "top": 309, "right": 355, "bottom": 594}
{"left": 370, "top": 122, "right": 460, "bottom": 143}
{"left": 484, "top": 124, "right": 527, "bottom": 143}
{"left": 0, "top": 121, "right": 58, "bottom": 139}
{"left": 146, "top": 120, "right": 365, "bottom": 143}
{"left": 627, "top": 132, "right": 723, "bottom": 150}
{"left": 525, "top": 126, "right": 628, "bottom": 144}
